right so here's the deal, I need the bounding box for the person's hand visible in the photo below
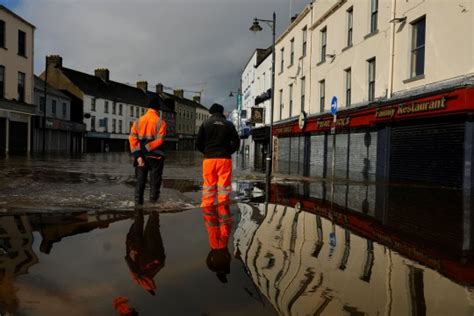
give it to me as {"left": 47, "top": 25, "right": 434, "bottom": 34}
{"left": 137, "top": 157, "right": 145, "bottom": 167}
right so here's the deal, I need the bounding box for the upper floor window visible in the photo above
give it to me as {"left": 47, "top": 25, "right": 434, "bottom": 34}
{"left": 280, "top": 48, "right": 285, "bottom": 72}
{"left": 300, "top": 77, "right": 305, "bottom": 111}
{"left": 104, "top": 101, "right": 109, "bottom": 113}
{"left": 0, "top": 20, "right": 5, "bottom": 48}
{"left": 135, "top": 107, "right": 139, "bottom": 117}
{"left": 119, "top": 103, "right": 123, "bottom": 116}
{"left": 112, "top": 102, "right": 116, "bottom": 114}
{"left": 368, "top": 58, "right": 376, "bottom": 102}
{"left": 370, "top": 0, "right": 378, "bottom": 33}
{"left": 119, "top": 120, "right": 123, "bottom": 134}
{"left": 320, "top": 27, "right": 327, "bottom": 62}
{"left": 347, "top": 7, "right": 353, "bottom": 47}
{"left": 279, "top": 89, "right": 283, "bottom": 120}
{"left": 91, "top": 98, "right": 96, "bottom": 111}
{"left": 18, "top": 30, "right": 26, "bottom": 56}
{"left": 129, "top": 105, "right": 134, "bottom": 117}
{"left": 62, "top": 102, "right": 67, "bottom": 117}
{"left": 91, "top": 116, "right": 96, "bottom": 131}
{"left": 411, "top": 16, "right": 426, "bottom": 78}
{"left": 302, "top": 26, "right": 307, "bottom": 57}
{"left": 290, "top": 38, "right": 295, "bottom": 66}
{"left": 319, "top": 80, "right": 325, "bottom": 112}
{"left": 52, "top": 100, "right": 57, "bottom": 115}
{"left": 17, "top": 72, "right": 25, "bottom": 102}
{"left": 345, "top": 68, "right": 352, "bottom": 107}
{"left": 0, "top": 65, "right": 4, "bottom": 99}
{"left": 289, "top": 84, "right": 293, "bottom": 117}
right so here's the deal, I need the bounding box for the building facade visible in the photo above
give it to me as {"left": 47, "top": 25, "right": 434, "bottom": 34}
{"left": 33, "top": 76, "right": 85, "bottom": 152}
{"left": 267, "top": 0, "right": 474, "bottom": 192}
{"left": 0, "top": 5, "right": 35, "bottom": 153}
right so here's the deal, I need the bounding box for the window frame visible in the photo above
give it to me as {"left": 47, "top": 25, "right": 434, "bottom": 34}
{"left": 347, "top": 7, "right": 353, "bottom": 47}
{"left": 290, "top": 38, "right": 295, "bottom": 66}
{"left": 0, "top": 20, "right": 5, "bottom": 49}
{"left": 280, "top": 47, "right": 285, "bottom": 72}
{"left": 320, "top": 27, "right": 327, "bottom": 63}
{"left": 319, "top": 79, "right": 325, "bottom": 112}
{"left": 345, "top": 68, "right": 352, "bottom": 107}
{"left": 17, "top": 71, "right": 25, "bottom": 102}
{"left": 410, "top": 16, "right": 426, "bottom": 78}
{"left": 18, "top": 30, "right": 26, "bottom": 56}
{"left": 289, "top": 83, "right": 293, "bottom": 117}
{"left": 370, "top": 0, "right": 378, "bottom": 33}
{"left": 300, "top": 76, "right": 305, "bottom": 112}
{"left": 368, "top": 58, "right": 376, "bottom": 102}
{"left": 302, "top": 26, "right": 307, "bottom": 57}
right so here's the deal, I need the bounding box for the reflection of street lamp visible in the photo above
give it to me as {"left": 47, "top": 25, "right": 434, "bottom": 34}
{"left": 250, "top": 13, "right": 276, "bottom": 201}
{"left": 229, "top": 89, "right": 242, "bottom": 140}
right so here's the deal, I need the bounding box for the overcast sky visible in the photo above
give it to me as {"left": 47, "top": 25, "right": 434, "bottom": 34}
{"left": 4, "top": 0, "right": 310, "bottom": 111}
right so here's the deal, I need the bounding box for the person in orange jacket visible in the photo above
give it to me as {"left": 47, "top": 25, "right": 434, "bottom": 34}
{"left": 196, "top": 103, "right": 239, "bottom": 257}
{"left": 129, "top": 96, "right": 167, "bottom": 205}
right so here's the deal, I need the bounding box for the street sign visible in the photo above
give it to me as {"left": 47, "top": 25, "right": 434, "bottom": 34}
{"left": 331, "top": 96, "right": 337, "bottom": 115}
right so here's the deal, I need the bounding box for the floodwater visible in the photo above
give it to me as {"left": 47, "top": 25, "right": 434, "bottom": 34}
{"left": 0, "top": 152, "right": 472, "bottom": 315}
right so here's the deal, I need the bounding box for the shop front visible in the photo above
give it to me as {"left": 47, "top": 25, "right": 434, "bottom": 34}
{"left": 273, "top": 87, "right": 474, "bottom": 189}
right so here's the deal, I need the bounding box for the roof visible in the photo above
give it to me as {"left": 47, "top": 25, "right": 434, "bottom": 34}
{"left": 34, "top": 75, "right": 70, "bottom": 100}
{"left": 162, "top": 92, "right": 208, "bottom": 111}
{"left": 0, "top": 5, "right": 36, "bottom": 29}
{"left": 61, "top": 67, "right": 149, "bottom": 106}
{"left": 255, "top": 46, "right": 272, "bottom": 68}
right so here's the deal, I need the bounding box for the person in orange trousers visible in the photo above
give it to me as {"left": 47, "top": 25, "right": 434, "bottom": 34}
{"left": 196, "top": 103, "right": 239, "bottom": 252}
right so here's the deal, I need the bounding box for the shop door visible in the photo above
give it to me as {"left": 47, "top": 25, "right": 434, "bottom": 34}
{"left": 0, "top": 118, "right": 5, "bottom": 153}
{"left": 9, "top": 121, "right": 28, "bottom": 152}
{"left": 390, "top": 121, "right": 464, "bottom": 186}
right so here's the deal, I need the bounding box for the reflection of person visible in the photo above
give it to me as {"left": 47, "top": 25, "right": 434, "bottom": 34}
{"left": 125, "top": 209, "right": 165, "bottom": 295}
{"left": 128, "top": 96, "right": 168, "bottom": 205}
{"left": 196, "top": 103, "right": 239, "bottom": 254}
{"left": 206, "top": 248, "right": 231, "bottom": 283}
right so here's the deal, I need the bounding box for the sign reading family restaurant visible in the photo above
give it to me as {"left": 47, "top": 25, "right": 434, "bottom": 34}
{"left": 375, "top": 97, "right": 447, "bottom": 119}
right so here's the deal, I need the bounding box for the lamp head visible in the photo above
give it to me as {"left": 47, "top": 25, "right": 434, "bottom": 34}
{"left": 250, "top": 19, "right": 263, "bottom": 33}
{"left": 229, "top": 91, "right": 234, "bottom": 97}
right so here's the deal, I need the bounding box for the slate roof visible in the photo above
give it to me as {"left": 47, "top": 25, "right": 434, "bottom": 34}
{"left": 162, "top": 92, "right": 208, "bottom": 111}
{"left": 61, "top": 67, "right": 149, "bottom": 106}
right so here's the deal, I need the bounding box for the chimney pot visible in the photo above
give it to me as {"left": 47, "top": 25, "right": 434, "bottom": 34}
{"left": 193, "top": 95, "right": 201, "bottom": 103}
{"left": 46, "top": 55, "right": 63, "bottom": 69}
{"left": 95, "top": 68, "right": 110, "bottom": 82}
{"left": 156, "top": 83, "right": 164, "bottom": 93}
{"left": 137, "top": 81, "right": 148, "bottom": 92}
{"left": 173, "top": 89, "right": 184, "bottom": 98}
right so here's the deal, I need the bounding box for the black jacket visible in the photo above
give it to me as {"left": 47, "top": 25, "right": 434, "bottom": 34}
{"left": 196, "top": 113, "right": 240, "bottom": 159}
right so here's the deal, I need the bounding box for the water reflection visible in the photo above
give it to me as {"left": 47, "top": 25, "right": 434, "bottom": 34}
{"left": 233, "top": 182, "right": 474, "bottom": 315}
{"left": 125, "top": 210, "right": 165, "bottom": 295}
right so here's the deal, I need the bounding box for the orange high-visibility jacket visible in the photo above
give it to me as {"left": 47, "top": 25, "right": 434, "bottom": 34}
{"left": 129, "top": 109, "right": 167, "bottom": 158}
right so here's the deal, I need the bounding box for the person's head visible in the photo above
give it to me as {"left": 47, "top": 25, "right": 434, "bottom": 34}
{"left": 209, "top": 103, "right": 224, "bottom": 115}
{"left": 206, "top": 248, "right": 231, "bottom": 283}
{"left": 148, "top": 96, "right": 161, "bottom": 111}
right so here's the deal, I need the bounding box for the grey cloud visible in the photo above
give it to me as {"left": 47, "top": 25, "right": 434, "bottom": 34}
{"left": 17, "top": 0, "right": 309, "bottom": 111}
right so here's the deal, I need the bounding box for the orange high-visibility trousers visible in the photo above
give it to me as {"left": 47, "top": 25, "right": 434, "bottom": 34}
{"left": 201, "top": 158, "right": 233, "bottom": 249}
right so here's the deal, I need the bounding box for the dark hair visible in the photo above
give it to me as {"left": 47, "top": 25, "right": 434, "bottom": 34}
{"left": 148, "top": 96, "right": 161, "bottom": 110}
{"left": 209, "top": 103, "right": 224, "bottom": 114}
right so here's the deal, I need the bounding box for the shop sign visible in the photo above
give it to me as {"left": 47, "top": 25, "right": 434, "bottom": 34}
{"left": 251, "top": 107, "right": 264, "bottom": 124}
{"left": 316, "top": 117, "right": 351, "bottom": 129}
{"left": 375, "top": 97, "right": 447, "bottom": 119}
{"left": 274, "top": 126, "right": 292, "bottom": 135}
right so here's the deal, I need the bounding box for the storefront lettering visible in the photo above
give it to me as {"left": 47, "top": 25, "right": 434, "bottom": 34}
{"left": 274, "top": 126, "right": 292, "bottom": 134}
{"left": 317, "top": 117, "right": 351, "bottom": 129}
{"left": 376, "top": 97, "right": 446, "bottom": 119}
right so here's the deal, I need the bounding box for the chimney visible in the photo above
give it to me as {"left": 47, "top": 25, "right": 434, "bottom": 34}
{"left": 193, "top": 95, "right": 201, "bottom": 103}
{"left": 156, "top": 83, "right": 164, "bottom": 93}
{"left": 46, "top": 55, "right": 63, "bottom": 69}
{"left": 95, "top": 68, "right": 110, "bottom": 82}
{"left": 136, "top": 81, "right": 148, "bottom": 92}
{"left": 173, "top": 89, "right": 184, "bottom": 98}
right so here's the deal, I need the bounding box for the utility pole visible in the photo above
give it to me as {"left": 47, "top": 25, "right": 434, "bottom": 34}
{"left": 42, "top": 56, "right": 48, "bottom": 153}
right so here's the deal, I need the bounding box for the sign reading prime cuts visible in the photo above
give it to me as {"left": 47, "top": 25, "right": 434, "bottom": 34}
{"left": 375, "top": 97, "right": 447, "bottom": 119}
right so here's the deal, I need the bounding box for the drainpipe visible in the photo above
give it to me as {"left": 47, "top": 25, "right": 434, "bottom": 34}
{"left": 387, "top": 0, "right": 397, "bottom": 99}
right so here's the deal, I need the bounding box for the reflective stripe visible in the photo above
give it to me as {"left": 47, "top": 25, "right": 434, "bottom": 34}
{"left": 202, "top": 192, "right": 216, "bottom": 197}
{"left": 217, "top": 191, "right": 231, "bottom": 196}
{"left": 130, "top": 133, "right": 139, "bottom": 138}
{"left": 202, "top": 185, "right": 217, "bottom": 190}
{"left": 138, "top": 136, "right": 154, "bottom": 140}
{"left": 205, "top": 221, "right": 220, "bottom": 227}
{"left": 218, "top": 214, "right": 232, "bottom": 220}
{"left": 131, "top": 148, "right": 141, "bottom": 153}
{"left": 154, "top": 118, "right": 162, "bottom": 139}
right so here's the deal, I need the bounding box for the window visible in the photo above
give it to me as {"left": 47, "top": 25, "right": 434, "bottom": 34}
{"left": 130, "top": 105, "right": 133, "bottom": 117}
{"left": 119, "top": 120, "right": 123, "bottom": 134}
{"left": 347, "top": 7, "right": 353, "bottom": 47}
{"left": 411, "top": 17, "right": 426, "bottom": 78}
{"left": 142, "top": 108, "right": 145, "bottom": 115}
{"left": 0, "top": 65, "right": 4, "bottom": 99}
{"left": 129, "top": 121, "right": 133, "bottom": 131}
{"left": 280, "top": 48, "right": 284, "bottom": 72}
{"left": 112, "top": 102, "right": 116, "bottom": 114}
{"left": 112, "top": 119, "right": 116, "bottom": 133}
{"left": 119, "top": 103, "right": 123, "bottom": 115}
{"left": 104, "top": 101, "right": 109, "bottom": 113}
{"left": 368, "top": 58, "right": 376, "bottom": 102}
{"left": 18, "top": 30, "right": 26, "bottom": 56}
{"left": 302, "top": 26, "right": 307, "bottom": 57}
{"left": 0, "top": 20, "right": 5, "bottom": 48}
{"left": 135, "top": 107, "right": 139, "bottom": 117}
{"left": 91, "top": 98, "right": 96, "bottom": 111}
{"left": 62, "top": 102, "right": 67, "bottom": 117}
{"left": 289, "top": 84, "right": 293, "bottom": 117}
{"left": 300, "top": 77, "right": 306, "bottom": 111}
{"left": 370, "top": 0, "right": 378, "bottom": 33}
{"left": 91, "top": 116, "right": 96, "bottom": 131}
{"left": 279, "top": 89, "right": 283, "bottom": 120}
{"left": 345, "top": 68, "right": 352, "bottom": 107}
{"left": 52, "top": 100, "right": 57, "bottom": 115}
{"left": 290, "top": 38, "right": 295, "bottom": 66}
{"left": 319, "top": 80, "right": 325, "bottom": 112}
{"left": 320, "top": 28, "right": 327, "bottom": 62}
{"left": 40, "top": 97, "right": 45, "bottom": 112}
{"left": 17, "top": 72, "right": 25, "bottom": 102}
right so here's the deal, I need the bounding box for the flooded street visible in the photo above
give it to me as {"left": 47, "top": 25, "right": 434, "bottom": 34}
{"left": 0, "top": 152, "right": 472, "bottom": 315}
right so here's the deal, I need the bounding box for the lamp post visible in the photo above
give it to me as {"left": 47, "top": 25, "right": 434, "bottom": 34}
{"left": 250, "top": 12, "right": 276, "bottom": 202}
{"left": 42, "top": 56, "right": 48, "bottom": 153}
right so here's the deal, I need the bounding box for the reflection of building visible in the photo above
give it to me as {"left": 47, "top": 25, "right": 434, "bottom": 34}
{"left": 0, "top": 5, "right": 36, "bottom": 153}
{"left": 234, "top": 185, "right": 474, "bottom": 315}
{"left": 0, "top": 215, "right": 38, "bottom": 313}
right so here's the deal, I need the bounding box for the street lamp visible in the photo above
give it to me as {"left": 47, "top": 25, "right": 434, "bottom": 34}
{"left": 249, "top": 13, "right": 276, "bottom": 202}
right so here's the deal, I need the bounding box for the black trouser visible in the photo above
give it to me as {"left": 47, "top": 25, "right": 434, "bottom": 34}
{"left": 135, "top": 156, "right": 165, "bottom": 204}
